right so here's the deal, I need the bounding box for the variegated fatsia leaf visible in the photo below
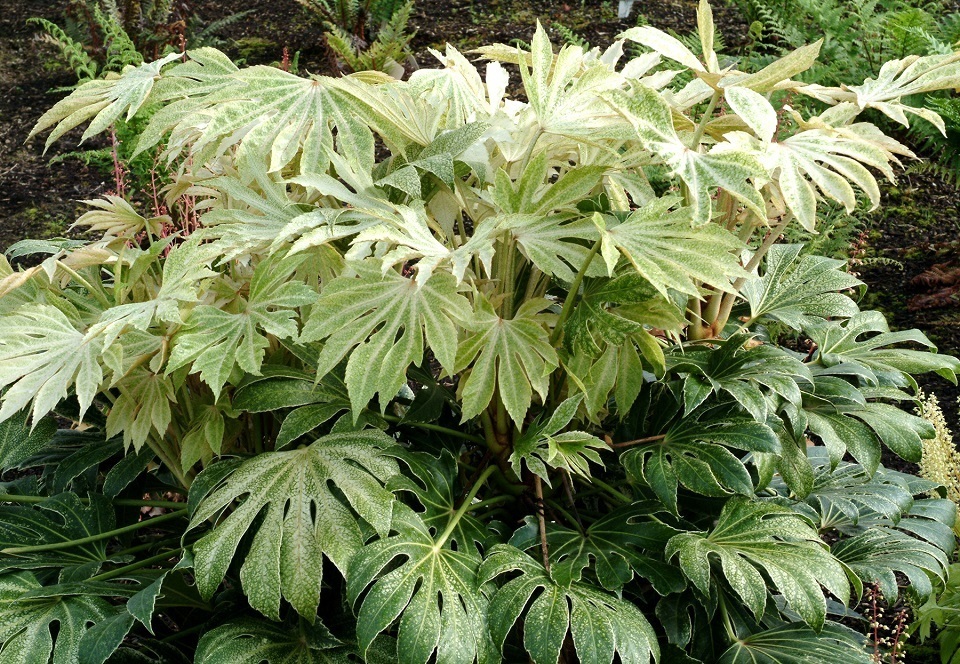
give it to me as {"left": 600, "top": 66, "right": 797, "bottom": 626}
{"left": 595, "top": 196, "right": 748, "bottom": 298}
{"left": 28, "top": 51, "right": 183, "bottom": 150}
{"left": 455, "top": 296, "right": 558, "bottom": 426}
{"left": 188, "top": 430, "right": 399, "bottom": 620}
{"left": 603, "top": 86, "right": 768, "bottom": 225}
{"left": 165, "top": 253, "right": 317, "bottom": 398}
{"left": 300, "top": 260, "right": 471, "bottom": 414}
{"left": 742, "top": 244, "right": 862, "bottom": 329}
{"left": 0, "top": 304, "right": 104, "bottom": 425}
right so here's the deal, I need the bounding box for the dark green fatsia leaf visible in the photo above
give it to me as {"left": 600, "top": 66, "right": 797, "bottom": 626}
{"left": 386, "top": 449, "right": 487, "bottom": 556}
{"left": 166, "top": 253, "right": 318, "bottom": 398}
{"left": 832, "top": 526, "right": 949, "bottom": 603}
{"left": 188, "top": 430, "right": 399, "bottom": 621}
{"left": 300, "top": 260, "right": 470, "bottom": 415}
{"left": 0, "top": 408, "right": 56, "bottom": 471}
{"left": 808, "top": 311, "right": 960, "bottom": 385}
{"left": 742, "top": 244, "right": 862, "bottom": 329}
{"left": 455, "top": 296, "right": 558, "bottom": 426}
{"left": 0, "top": 493, "right": 117, "bottom": 574}
{"left": 194, "top": 617, "right": 352, "bottom": 664}
{"left": 717, "top": 622, "right": 871, "bottom": 663}
{"left": 347, "top": 504, "right": 497, "bottom": 664}
{"left": 508, "top": 503, "right": 684, "bottom": 594}
{"left": 478, "top": 544, "right": 658, "bottom": 664}
{"left": 622, "top": 412, "right": 779, "bottom": 513}
{"left": 78, "top": 611, "right": 136, "bottom": 664}
{"left": 669, "top": 334, "right": 812, "bottom": 422}
{"left": 666, "top": 498, "right": 849, "bottom": 630}
{"left": 510, "top": 395, "right": 607, "bottom": 484}
{"left": 0, "top": 570, "right": 114, "bottom": 663}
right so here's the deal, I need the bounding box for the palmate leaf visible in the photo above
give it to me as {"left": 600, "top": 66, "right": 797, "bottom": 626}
{"left": 455, "top": 296, "right": 558, "bottom": 426}
{"left": 802, "top": 376, "right": 935, "bottom": 471}
{"left": 346, "top": 504, "right": 497, "bottom": 664}
{"left": 742, "top": 244, "right": 862, "bottom": 329}
{"left": 666, "top": 498, "right": 849, "bottom": 630}
{"left": 603, "top": 86, "right": 768, "bottom": 226}
{"left": 300, "top": 261, "right": 470, "bottom": 415}
{"left": 104, "top": 368, "right": 175, "bottom": 452}
{"left": 0, "top": 571, "right": 114, "bottom": 664}
{"left": 187, "top": 430, "right": 399, "bottom": 620}
{"left": 510, "top": 395, "right": 608, "bottom": 484}
{"left": 478, "top": 544, "right": 658, "bottom": 664}
{"left": 0, "top": 493, "right": 116, "bottom": 574}
{"left": 386, "top": 449, "right": 488, "bottom": 555}
{"left": 807, "top": 311, "right": 960, "bottom": 385}
{"left": 717, "top": 622, "right": 871, "bottom": 664}
{"left": 0, "top": 304, "right": 104, "bottom": 425}
{"left": 564, "top": 272, "right": 686, "bottom": 358}
{"left": 668, "top": 334, "right": 812, "bottom": 422}
{"left": 832, "top": 526, "right": 949, "bottom": 603}
{"left": 622, "top": 411, "right": 780, "bottom": 513}
{"left": 28, "top": 52, "right": 183, "bottom": 150}
{"left": 595, "top": 196, "right": 747, "bottom": 298}
{"left": 166, "top": 253, "right": 318, "bottom": 398}
{"left": 194, "top": 617, "right": 359, "bottom": 664}
{"left": 517, "top": 25, "right": 627, "bottom": 140}
{"left": 770, "top": 449, "right": 915, "bottom": 527}
{"left": 508, "top": 503, "right": 685, "bottom": 594}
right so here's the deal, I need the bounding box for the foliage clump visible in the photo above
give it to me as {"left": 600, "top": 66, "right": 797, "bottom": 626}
{"left": 1, "top": 2, "right": 959, "bottom": 662}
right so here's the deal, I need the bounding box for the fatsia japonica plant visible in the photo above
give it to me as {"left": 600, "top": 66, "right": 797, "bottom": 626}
{"left": 1, "top": 2, "right": 960, "bottom": 662}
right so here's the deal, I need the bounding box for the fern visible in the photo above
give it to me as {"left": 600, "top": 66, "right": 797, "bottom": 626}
{"left": 552, "top": 22, "right": 591, "bottom": 50}
{"left": 29, "top": 17, "right": 98, "bottom": 81}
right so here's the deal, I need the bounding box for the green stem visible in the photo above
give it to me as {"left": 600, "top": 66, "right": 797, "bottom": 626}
{"left": 436, "top": 466, "right": 497, "bottom": 548}
{"left": 480, "top": 410, "right": 506, "bottom": 456}
{"left": 88, "top": 548, "right": 183, "bottom": 583}
{"left": 382, "top": 415, "right": 485, "bottom": 445}
{"left": 56, "top": 262, "right": 112, "bottom": 309}
{"left": 0, "top": 494, "right": 183, "bottom": 509}
{"left": 550, "top": 238, "right": 602, "bottom": 347}
{"left": 112, "top": 535, "right": 184, "bottom": 558}
{"left": 2, "top": 509, "right": 187, "bottom": 555}
{"left": 581, "top": 475, "right": 631, "bottom": 504}
{"left": 690, "top": 90, "right": 722, "bottom": 150}
{"left": 466, "top": 495, "right": 515, "bottom": 513}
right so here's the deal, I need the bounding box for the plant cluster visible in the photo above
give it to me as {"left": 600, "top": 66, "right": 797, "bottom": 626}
{"left": 2, "top": 2, "right": 960, "bottom": 661}
{"left": 296, "top": 0, "right": 416, "bottom": 75}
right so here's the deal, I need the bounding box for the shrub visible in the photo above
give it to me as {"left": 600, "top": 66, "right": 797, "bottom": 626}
{"left": 2, "top": 2, "right": 960, "bottom": 661}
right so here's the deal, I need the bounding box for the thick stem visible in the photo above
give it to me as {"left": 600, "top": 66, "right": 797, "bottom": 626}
{"left": 534, "top": 475, "right": 551, "bottom": 572}
{"left": 0, "top": 494, "right": 183, "bottom": 509}
{"left": 436, "top": 465, "right": 497, "bottom": 548}
{"left": 382, "top": 415, "right": 485, "bottom": 445}
{"left": 689, "top": 90, "right": 722, "bottom": 150}
{"left": 550, "top": 238, "right": 602, "bottom": 347}
{"left": 2, "top": 509, "right": 187, "bottom": 555}
{"left": 88, "top": 548, "right": 183, "bottom": 583}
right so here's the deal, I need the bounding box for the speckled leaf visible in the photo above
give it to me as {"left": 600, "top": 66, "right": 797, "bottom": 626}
{"left": 666, "top": 498, "right": 849, "bottom": 630}
{"left": 479, "top": 544, "right": 658, "bottom": 664}
{"left": 301, "top": 261, "right": 470, "bottom": 415}
{"left": 0, "top": 570, "right": 113, "bottom": 664}
{"left": 188, "top": 430, "right": 399, "bottom": 620}
{"left": 347, "top": 504, "right": 497, "bottom": 664}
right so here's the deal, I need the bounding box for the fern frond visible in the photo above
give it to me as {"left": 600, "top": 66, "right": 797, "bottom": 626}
{"left": 552, "top": 23, "right": 591, "bottom": 50}
{"left": 93, "top": 3, "right": 143, "bottom": 72}
{"left": 30, "top": 17, "right": 99, "bottom": 82}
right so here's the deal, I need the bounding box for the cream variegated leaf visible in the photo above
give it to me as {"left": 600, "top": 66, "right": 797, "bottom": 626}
{"left": 0, "top": 304, "right": 104, "bottom": 425}
{"left": 105, "top": 367, "right": 175, "bottom": 452}
{"left": 619, "top": 25, "right": 704, "bottom": 73}
{"left": 165, "top": 253, "right": 318, "bottom": 398}
{"left": 456, "top": 296, "right": 558, "bottom": 426}
{"left": 724, "top": 87, "right": 778, "bottom": 143}
{"left": 596, "top": 197, "right": 747, "bottom": 297}
{"left": 604, "top": 86, "right": 767, "bottom": 225}
{"left": 300, "top": 261, "right": 471, "bottom": 414}
{"left": 189, "top": 430, "right": 399, "bottom": 620}
{"left": 28, "top": 51, "right": 182, "bottom": 150}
